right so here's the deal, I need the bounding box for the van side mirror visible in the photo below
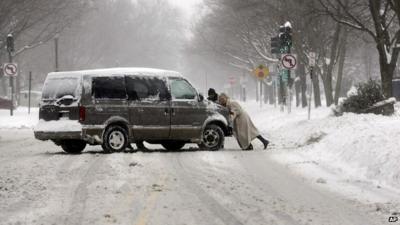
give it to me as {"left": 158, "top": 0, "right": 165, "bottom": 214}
{"left": 199, "top": 93, "right": 204, "bottom": 102}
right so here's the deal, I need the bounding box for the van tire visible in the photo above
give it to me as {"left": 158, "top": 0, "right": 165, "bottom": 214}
{"left": 161, "top": 141, "right": 186, "bottom": 151}
{"left": 102, "top": 125, "right": 129, "bottom": 153}
{"left": 198, "top": 124, "right": 224, "bottom": 151}
{"left": 61, "top": 140, "right": 86, "bottom": 154}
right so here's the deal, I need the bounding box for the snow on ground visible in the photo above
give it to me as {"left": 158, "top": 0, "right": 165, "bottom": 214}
{"left": 244, "top": 100, "right": 400, "bottom": 203}
{"left": 0, "top": 107, "right": 39, "bottom": 130}
{"left": 1, "top": 102, "right": 400, "bottom": 205}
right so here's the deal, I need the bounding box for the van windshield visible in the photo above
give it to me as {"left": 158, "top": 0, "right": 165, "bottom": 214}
{"left": 42, "top": 77, "right": 80, "bottom": 100}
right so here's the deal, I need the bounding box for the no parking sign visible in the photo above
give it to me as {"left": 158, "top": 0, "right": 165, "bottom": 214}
{"left": 3, "top": 63, "right": 18, "bottom": 77}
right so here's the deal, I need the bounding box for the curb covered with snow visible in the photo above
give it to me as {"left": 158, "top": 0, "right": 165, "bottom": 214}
{"left": 0, "top": 107, "right": 39, "bottom": 129}
{"left": 243, "top": 101, "right": 400, "bottom": 190}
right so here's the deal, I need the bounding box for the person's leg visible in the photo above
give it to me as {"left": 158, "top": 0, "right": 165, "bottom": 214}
{"left": 257, "top": 135, "right": 269, "bottom": 150}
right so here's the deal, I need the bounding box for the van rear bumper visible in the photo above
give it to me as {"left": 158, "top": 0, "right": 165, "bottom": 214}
{"left": 34, "top": 119, "right": 84, "bottom": 141}
{"left": 34, "top": 131, "right": 82, "bottom": 141}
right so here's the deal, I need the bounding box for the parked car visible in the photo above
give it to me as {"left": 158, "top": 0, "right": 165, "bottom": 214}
{"left": 0, "top": 96, "right": 15, "bottom": 109}
{"left": 34, "top": 68, "right": 232, "bottom": 154}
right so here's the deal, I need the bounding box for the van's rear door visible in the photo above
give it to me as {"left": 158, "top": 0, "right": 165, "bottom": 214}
{"left": 39, "top": 76, "right": 82, "bottom": 121}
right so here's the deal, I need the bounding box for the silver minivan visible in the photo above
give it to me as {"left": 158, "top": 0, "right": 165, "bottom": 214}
{"left": 34, "top": 68, "right": 232, "bottom": 153}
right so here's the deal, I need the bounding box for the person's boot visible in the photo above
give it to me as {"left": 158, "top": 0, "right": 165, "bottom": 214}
{"left": 243, "top": 144, "right": 253, "bottom": 151}
{"left": 257, "top": 135, "right": 269, "bottom": 150}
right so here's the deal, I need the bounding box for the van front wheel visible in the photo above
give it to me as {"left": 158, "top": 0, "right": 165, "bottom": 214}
{"left": 61, "top": 140, "right": 86, "bottom": 154}
{"left": 102, "top": 125, "right": 129, "bottom": 153}
{"left": 198, "top": 124, "right": 224, "bottom": 151}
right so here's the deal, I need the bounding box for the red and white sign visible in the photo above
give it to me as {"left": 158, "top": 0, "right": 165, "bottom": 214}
{"left": 228, "top": 76, "right": 236, "bottom": 85}
{"left": 281, "top": 54, "right": 297, "bottom": 70}
{"left": 3, "top": 63, "right": 18, "bottom": 77}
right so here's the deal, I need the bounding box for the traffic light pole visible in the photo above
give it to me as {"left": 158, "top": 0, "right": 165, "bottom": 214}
{"left": 287, "top": 44, "right": 292, "bottom": 114}
{"left": 8, "top": 50, "right": 13, "bottom": 116}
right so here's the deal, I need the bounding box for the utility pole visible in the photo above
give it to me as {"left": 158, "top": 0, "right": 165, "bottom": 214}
{"left": 7, "top": 34, "right": 14, "bottom": 116}
{"left": 55, "top": 34, "right": 59, "bottom": 72}
{"left": 204, "top": 71, "right": 208, "bottom": 94}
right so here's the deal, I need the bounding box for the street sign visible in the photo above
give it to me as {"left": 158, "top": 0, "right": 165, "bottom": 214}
{"left": 228, "top": 76, "right": 236, "bottom": 85}
{"left": 3, "top": 63, "right": 18, "bottom": 77}
{"left": 253, "top": 65, "right": 269, "bottom": 80}
{"left": 281, "top": 54, "right": 297, "bottom": 70}
{"left": 309, "top": 52, "right": 316, "bottom": 67}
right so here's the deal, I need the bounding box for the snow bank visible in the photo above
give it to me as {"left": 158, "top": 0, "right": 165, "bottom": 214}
{"left": 0, "top": 107, "right": 39, "bottom": 129}
{"left": 242, "top": 101, "right": 400, "bottom": 190}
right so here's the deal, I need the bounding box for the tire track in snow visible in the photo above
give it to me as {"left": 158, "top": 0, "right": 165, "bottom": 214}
{"left": 62, "top": 155, "right": 106, "bottom": 225}
{"left": 174, "top": 151, "right": 301, "bottom": 225}
{"left": 172, "top": 153, "right": 246, "bottom": 225}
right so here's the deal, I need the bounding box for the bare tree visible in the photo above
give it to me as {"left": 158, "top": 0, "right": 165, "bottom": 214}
{"left": 319, "top": 0, "right": 400, "bottom": 113}
{"left": 0, "top": 0, "right": 88, "bottom": 95}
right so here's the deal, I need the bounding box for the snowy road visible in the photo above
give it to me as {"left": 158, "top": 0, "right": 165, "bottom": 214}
{"left": 0, "top": 129, "right": 392, "bottom": 225}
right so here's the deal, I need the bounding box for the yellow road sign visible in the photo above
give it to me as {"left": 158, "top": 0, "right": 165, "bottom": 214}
{"left": 253, "top": 65, "right": 269, "bottom": 80}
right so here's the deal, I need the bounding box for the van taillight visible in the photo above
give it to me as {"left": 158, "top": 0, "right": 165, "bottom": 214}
{"left": 79, "top": 106, "right": 86, "bottom": 122}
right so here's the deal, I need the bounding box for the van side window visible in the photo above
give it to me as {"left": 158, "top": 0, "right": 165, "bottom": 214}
{"left": 126, "top": 76, "right": 169, "bottom": 101}
{"left": 170, "top": 79, "right": 196, "bottom": 100}
{"left": 92, "top": 76, "right": 127, "bottom": 99}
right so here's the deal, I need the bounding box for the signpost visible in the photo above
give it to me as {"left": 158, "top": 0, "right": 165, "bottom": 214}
{"left": 28, "top": 72, "right": 32, "bottom": 114}
{"left": 252, "top": 64, "right": 269, "bottom": 80}
{"left": 253, "top": 65, "right": 270, "bottom": 108}
{"left": 308, "top": 52, "right": 316, "bottom": 120}
{"left": 6, "top": 34, "right": 15, "bottom": 116}
{"left": 280, "top": 54, "right": 296, "bottom": 113}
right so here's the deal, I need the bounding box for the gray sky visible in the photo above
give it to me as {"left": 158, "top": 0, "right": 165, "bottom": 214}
{"left": 168, "top": 0, "right": 203, "bottom": 17}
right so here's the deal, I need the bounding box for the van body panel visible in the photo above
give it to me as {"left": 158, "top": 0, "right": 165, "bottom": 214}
{"left": 170, "top": 100, "right": 207, "bottom": 140}
{"left": 129, "top": 101, "right": 171, "bottom": 140}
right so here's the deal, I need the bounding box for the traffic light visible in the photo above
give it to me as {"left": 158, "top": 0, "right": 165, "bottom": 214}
{"left": 270, "top": 36, "right": 281, "bottom": 54}
{"left": 6, "top": 34, "right": 14, "bottom": 52}
{"left": 279, "top": 26, "right": 292, "bottom": 48}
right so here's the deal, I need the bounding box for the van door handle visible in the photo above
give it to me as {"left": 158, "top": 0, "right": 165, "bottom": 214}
{"left": 95, "top": 106, "right": 103, "bottom": 112}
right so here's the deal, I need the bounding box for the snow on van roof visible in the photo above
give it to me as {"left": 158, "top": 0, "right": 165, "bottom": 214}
{"left": 47, "top": 67, "right": 182, "bottom": 78}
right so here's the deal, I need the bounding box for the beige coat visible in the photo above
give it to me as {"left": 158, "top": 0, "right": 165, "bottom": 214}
{"left": 226, "top": 100, "right": 260, "bottom": 149}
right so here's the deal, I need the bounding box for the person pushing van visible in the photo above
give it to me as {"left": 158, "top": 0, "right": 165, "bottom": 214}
{"left": 218, "top": 93, "right": 269, "bottom": 150}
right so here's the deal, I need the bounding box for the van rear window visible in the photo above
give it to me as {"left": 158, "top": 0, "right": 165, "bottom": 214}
{"left": 42, "top": 77, "right": 79, "bottom": 100}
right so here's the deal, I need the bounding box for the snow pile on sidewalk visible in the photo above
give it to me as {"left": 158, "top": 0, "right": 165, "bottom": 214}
{"left": 243, "top": 101, "right": 400, "bottom": 190}
{"left": 0, "top": 107, "right": 39, "bottom": 129}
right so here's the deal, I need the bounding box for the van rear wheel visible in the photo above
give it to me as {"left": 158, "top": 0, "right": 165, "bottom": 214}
{"left": 61, "top": 140, "right": 86, "bottom": 154}
{"left": 102, "top": 125, "right": 129, "bottom": 153}
{"left": 161, "top": 141, "right": 186, "bottom": 151}
{"left": 198, "top": 124, "right": 224, "bottom": 151}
